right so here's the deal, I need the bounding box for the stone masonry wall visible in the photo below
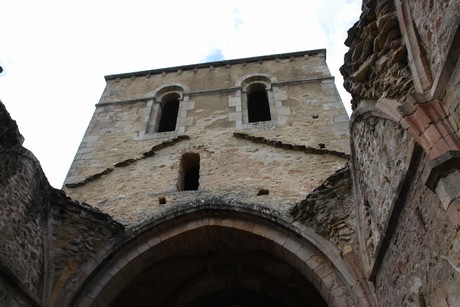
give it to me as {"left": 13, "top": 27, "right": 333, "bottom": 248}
{"left": 0, "top": 274, "right": 33, "bottom": 307}
{"left": 375, "top": 152, "right": 460, "bottom": 306}
{"left": 350, "top": 109, "right": 460, "bottom": 305}
{"left": 344, "top": 0, "right": 460, "bottom": 305}
{"left": 0, "top": 101, "right": 47, "bottom": 301}
{"left": 64, "top": 130, "right": 348, "bottom": 227}
{"left": 406, "top": 1, "right": 460, "bottom": 138}
{"left": 48, "top": 189, "right": 123, "bottom": 306}
{"left": 0, "top": 101, "right": 124, "bottom": 306}
{"left": 351, "top": 114, "right": 414, "bottom": 274}
{"left": 407, "top": 1, "right": 460, "bottom": 85}
{"left": 0, "top": 151, "right": 46, "bottom": 296}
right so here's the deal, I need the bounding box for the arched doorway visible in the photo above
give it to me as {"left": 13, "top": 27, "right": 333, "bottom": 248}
{"left": 69, "top": 207, "right": 370, "bottom": 306}
{"left": 109, "top": 225, "right": 326, "bottom": 306}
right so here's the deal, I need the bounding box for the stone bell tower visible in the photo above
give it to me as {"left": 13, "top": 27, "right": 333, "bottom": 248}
{"left": 63, "top": 49, "right": 350, "bottom": 223}
{"left": 58, "top": 50, "right": 375, "bottom": 306}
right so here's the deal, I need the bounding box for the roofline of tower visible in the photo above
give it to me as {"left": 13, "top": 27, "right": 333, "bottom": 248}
{"left": 104, "top": 49, "right": 327, "bottom": 81}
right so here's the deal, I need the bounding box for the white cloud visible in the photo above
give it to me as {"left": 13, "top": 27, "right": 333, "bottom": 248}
{"left": 0, "top": 0, "right": 361, "bottom": 187}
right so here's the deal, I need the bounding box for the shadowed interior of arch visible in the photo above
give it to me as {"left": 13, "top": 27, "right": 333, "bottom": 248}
{"left": 107, "top": 226, "right": 328, "bottom": 307}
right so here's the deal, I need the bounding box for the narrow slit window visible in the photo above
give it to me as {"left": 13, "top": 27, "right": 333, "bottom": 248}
{"left": 178, "top": 153, "right": 200, "bottom": 191}
{"left": 247, "top": 83, "right": 271, "bottom": 123}
{"left": 157, "top": 93, "right": 180, "bottom": 132}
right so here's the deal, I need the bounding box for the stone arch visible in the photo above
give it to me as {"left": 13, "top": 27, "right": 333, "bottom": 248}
{"left": 148, "top": 83, "right": 189, "bottom": 100}
{"left": 60, "top": 203, "right": 376, "bottom": 306}
{"left": 142, "top": 83, "right": 192, "bottom": 136}
{"left": 235, "top": 73, "right": 278, "bottom": 89}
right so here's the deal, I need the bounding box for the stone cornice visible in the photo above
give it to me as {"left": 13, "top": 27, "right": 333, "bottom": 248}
{"left": 104, "top": 49, "right": 326, "bottom": 81}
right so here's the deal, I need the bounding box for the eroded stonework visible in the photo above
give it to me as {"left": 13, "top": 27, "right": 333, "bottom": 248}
{"left": 341, "top": 0, "right": 413, "bottom": 108}
{"left": 291, "top": 166, "right": 355, "bottom": 252}
{"left": 0, "top": 101, "right": 123, "bottom": 307}
{"left": 0, "top": 101, "right": 46, "bottom": 299}
{"left": 343, "top": 0, "right": 460, "bottom": 305}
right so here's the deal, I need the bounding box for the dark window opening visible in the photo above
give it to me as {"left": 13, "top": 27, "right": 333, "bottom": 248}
{"left": 247, "top": 84, "right": 271, "bottom": 123}
{"left": 157, "top": 93, "right": 180, "bottom": 132}
{"left": 184, "top": 166, "right": 199, "bottom": 190}
{"left": 178, "top": 153, "right": 200, "bottom": 191}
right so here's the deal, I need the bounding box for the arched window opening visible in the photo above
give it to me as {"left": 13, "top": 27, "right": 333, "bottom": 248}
{"left": 178, "top": 153, "right": 200, "bottom": 191}
{"left": 157, "top": 93, "right": 180, "bottom": 132}
{"left": 247, "top": 83, "right": 271, "bottom": 123}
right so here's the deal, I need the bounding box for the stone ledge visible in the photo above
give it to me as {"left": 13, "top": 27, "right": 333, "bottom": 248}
{"left": 422, "top": 150, "right": 460, "bottom": 210}
{"left": 65, "top": 135, "right": 190, "bottom": 188}
{"left": 233, "top": 132, "right": 350, "bottom": 159}
{"left": 422, "top": 150, "right": 460, "bottom": 190}
{"left": 104, "top": 49, "right": 327, "bottom": 81}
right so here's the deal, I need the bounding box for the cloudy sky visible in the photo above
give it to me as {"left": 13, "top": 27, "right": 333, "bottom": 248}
{"left": 1, "top": 0, "right": 362, "bottom": 188}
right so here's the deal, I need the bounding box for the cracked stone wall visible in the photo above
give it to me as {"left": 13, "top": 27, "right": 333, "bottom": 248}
{"left": 2, "top": 51, "right": 357, "bottom": 306}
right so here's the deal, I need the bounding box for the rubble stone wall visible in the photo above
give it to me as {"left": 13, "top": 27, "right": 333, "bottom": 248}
{"left": 374, "top": 153, "right": 460, "bottom": 306}
{"left": 0, "top": 101, "right": 124, "bottom": 306}
{"left": 0, "top": 102, "right": 47, "bottom": 300}
{"left": 341, "top": 0, "right": 413, "bottom": 108}
{"left": 344, "top": 0, "right": 460, "bottom": 305}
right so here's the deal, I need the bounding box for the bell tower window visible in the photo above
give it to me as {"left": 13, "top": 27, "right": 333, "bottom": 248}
{"left": 157, "top": 93, "right": 180, "bottom": 132}
{"left": 247, "top": 83, "right": 271, "bottom": 123}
